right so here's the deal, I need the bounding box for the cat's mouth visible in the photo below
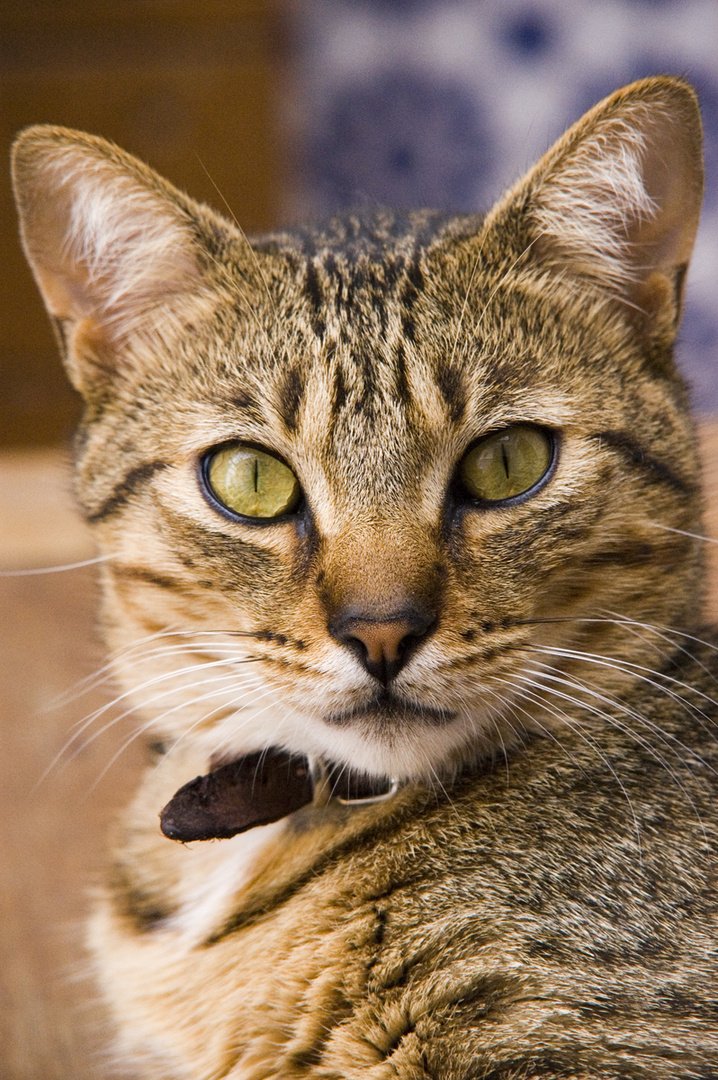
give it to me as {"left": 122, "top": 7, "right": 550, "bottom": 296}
{"left": 323, "top": 690, "right": 456, "bottom": 728}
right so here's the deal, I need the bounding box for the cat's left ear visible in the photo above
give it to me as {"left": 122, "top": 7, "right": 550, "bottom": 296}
{"left": 487, "top": 77, "right": 703, "bottom": 327}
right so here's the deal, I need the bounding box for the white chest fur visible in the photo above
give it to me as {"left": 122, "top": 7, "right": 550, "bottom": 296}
{"left": 164, "top": 820, "right": 287, "bottom": 946}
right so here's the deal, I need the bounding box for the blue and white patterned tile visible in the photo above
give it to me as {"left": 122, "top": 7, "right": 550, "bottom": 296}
{"left": 291, "top": 0, "right": 718, "bottom": 408}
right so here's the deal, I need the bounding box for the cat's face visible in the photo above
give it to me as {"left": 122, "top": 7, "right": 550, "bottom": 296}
{"left": 12, "top": 78, "right": 705, "bottom": 779}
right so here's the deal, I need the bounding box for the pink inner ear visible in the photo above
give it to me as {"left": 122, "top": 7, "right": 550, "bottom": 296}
{"left": 527, "top": 84, "right": 703, "bottom": 302}
{"left": 13, "top": 134, "right": 202, "bottom": 339}
{"left": 629, "top": 114, "right": 703, "bottom": 281}
{"left": 31, "top": 255, "right": 95, "bottom": 324}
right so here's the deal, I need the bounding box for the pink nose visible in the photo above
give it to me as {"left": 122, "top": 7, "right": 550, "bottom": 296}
{"left": 331, "top": 612, "right": 434, "bottom": 685}
{"left": 349, "top": 618, "right": 413, "bottom": 666}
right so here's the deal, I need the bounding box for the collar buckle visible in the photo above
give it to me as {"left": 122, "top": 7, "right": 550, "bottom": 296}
{"left": 308, "top": 757, "right": 401, "bottom": 807}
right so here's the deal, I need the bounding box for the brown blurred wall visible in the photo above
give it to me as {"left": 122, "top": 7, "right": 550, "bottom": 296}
{"left": 1, "top": 0, "right": 287, "bottom": 448}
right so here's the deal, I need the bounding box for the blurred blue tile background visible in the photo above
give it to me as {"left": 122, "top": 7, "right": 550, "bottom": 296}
{"left": 290, "top": 0, "right": 718, "bottom": 410}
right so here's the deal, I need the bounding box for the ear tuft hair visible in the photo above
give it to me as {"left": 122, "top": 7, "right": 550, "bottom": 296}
{"left": 490, "top": 78, "right": 704, "bottom": 314}
{"left": 12, "top": 126, "right": 206, "bottom": 350}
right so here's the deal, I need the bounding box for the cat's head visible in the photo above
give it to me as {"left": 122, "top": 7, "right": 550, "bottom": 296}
{"left": 12, "top": 77, "right": 705, "bottom": 781}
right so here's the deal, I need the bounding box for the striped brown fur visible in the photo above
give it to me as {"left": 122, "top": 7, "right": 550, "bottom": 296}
{"left": 11, "top": 78, "right": 718, "bottom": 1077}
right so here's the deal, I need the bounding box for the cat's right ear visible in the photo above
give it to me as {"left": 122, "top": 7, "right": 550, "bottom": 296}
{"left": 11, "top": 126, "right": 211, "bottom": 397}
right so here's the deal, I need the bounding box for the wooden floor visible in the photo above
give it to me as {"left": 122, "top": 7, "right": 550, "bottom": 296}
{"left": 2, "top": 428, "right": 718, "bottom": 1079}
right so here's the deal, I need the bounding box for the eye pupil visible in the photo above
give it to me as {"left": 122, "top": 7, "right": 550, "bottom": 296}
{"left": 203, "top": 444, "right": 301, "bottom": 521}
{"left": 459, "top": 425, "right": 553, "bottom": 504}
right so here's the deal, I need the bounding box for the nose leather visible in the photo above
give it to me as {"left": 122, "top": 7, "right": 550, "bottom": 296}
{"left": 351, "top": 619, "right": 411, "bottom": 667}
{"left": 332, "top": 611, "right": 434, "bottom": 685}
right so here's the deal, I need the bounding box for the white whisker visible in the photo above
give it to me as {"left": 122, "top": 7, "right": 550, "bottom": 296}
{"left": 648, "top": 521, "right": 718, "bottom": 544}
{"left": 492, "top": 675, "right": 643, "bottom": 853}
{"left": 35, "top": 656, "right": 266, "bottom": 787}
{"left": 512, "top": 642, "right": 718, "bottom": 720}
{"left": 0, "top": 553, "right": 116, "bottom": 576}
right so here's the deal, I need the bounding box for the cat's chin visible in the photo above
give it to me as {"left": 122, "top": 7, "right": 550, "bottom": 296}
{"left": 310, "top": 691, "right": 477, "bottom": 781}
{"left": 322, "top": 690, "right": 456, "bottom": 730}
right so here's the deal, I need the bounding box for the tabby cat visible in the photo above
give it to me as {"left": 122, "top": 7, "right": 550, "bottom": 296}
{"left": 12, "top": 77, "right": 718, "bottom": 1078}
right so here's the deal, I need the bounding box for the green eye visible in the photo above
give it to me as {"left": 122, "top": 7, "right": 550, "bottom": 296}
{"left": 459, "top": 425, "right": 554, "bottom": 503}
{"left": 203, "top": 444, "right": 301, "bottom": 520}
